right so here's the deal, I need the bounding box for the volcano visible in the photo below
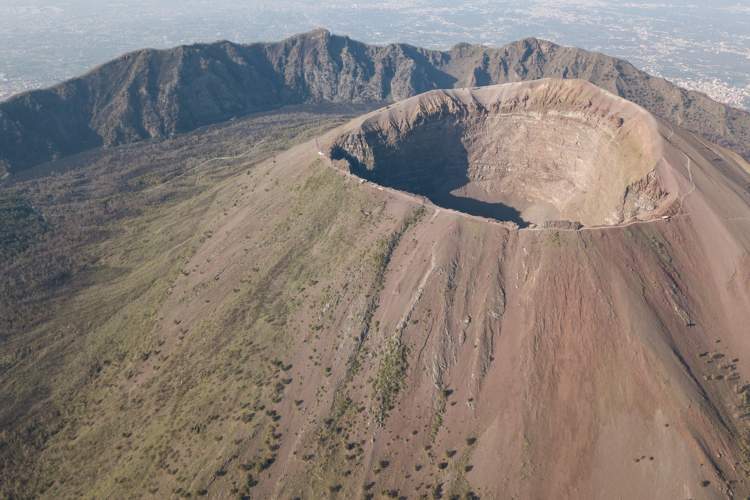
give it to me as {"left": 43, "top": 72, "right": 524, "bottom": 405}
{"left": 254, "top": 79, "right": 750, "bottom": 499}
{"left": 2, "top": 37, "right": 750, "bottom": 500}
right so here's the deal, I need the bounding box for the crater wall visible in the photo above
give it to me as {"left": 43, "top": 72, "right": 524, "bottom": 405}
{"left": 330, "top": 79, "right": 670, "bottom": 227}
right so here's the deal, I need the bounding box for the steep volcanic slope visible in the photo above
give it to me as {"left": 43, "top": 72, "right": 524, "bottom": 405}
{"left": 227, "top": 83, "right": 750, "bottom": 499}
{"left": 304, "top": 83, "right": 750, "bottom": 500}
{"left": 2, "top": 29, "right": 750, "bottom": 175}
{"left": 4, "top": 79, "right": 750, "bottom": 499}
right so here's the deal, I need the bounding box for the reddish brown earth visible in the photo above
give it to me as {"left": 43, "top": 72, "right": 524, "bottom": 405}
{"left": 3, "top": 79, "right": 750, "bottom": 499}
{"left": 158, "top": 79, "right": 750, "bottom": 498}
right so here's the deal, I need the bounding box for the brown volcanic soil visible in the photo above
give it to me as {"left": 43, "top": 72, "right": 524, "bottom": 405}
{"left": 3, "top": 81, "right": 750, "bottom": 499}
{"left": 329, "top": 79, "right": 671, "bottom": 227}
{"left": 257, "top": 81, "right": 750, "bottom": 499}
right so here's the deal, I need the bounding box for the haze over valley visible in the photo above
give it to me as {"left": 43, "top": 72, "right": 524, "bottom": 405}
{"left": 2, "top": 1, "right": 750, "bottom": 109}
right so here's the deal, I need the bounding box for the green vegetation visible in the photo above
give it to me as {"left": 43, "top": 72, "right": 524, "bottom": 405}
{"left": 646, "top": 231, "right": 674, "bottom": 266}
{"left": 284, "top": 205, "right": 426, "bottom": 497}
{"left": 370, "top": 205, "right": 426, "bottom": 291}
{"left": 363, "top": 206, "right": 426, "bottom": 424}
{"left": 430, "top": 389, "right": 447, "bottom": 442}
{"left": 363, "top": 204, "right": 426, "bottom": 339}
{"left": 545, "top": 230, "right": 562, "bottom": 247}
{"left": 0, "top": 193, "right": 47, "bottom": 257}
{"left": 0, "top": 110, "right": 359, "bottom": 499}
{"left": 373, "top": 335, "right": 409, "bottom": 424}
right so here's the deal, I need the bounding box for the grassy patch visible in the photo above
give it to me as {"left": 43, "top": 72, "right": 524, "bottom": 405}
{"left": 373, "top": 336, "right": 409, "bottom": 424}
{"left": 545, "top": 231, "right": 562, "bottom": 247}
{"left": 0, "top": 110, "right": 355, "bottom": 499}
{"left": 0, "top": 193, "right": 47, "bottom": 258}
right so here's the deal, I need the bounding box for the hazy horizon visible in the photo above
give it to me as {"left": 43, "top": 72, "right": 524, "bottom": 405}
{"left": 1, "top": 0, "right": 749, "bottom": 108}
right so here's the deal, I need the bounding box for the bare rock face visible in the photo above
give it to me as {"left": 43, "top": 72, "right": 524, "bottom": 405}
{"left": 330, "top": 79, "right": 670, "bottom": 227}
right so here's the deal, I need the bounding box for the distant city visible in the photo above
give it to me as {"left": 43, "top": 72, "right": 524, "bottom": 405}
{"left": 1, "top": 0, "right": 749, "bottom": 109}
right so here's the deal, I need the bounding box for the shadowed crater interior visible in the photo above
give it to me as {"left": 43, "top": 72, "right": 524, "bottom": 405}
{"left": 329, "top": 79, "right": 669, "bottom": 227}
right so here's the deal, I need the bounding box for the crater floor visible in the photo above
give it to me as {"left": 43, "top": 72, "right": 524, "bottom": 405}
{"left": 329, "top": 79, "right": 670, "bottom": 227}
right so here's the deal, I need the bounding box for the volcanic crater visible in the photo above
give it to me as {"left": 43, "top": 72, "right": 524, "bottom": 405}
{"left": 330, "top": 79, "right": 670, "bottom": 227}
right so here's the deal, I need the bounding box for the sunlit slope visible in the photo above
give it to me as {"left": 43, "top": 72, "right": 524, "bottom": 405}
{"left": 2, "top": 88, "right": 750, "bottom": 499}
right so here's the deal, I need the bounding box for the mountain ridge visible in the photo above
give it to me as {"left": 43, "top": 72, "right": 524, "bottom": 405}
{"left": 2, "top": 28, "right": 750, "bottom": 176}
